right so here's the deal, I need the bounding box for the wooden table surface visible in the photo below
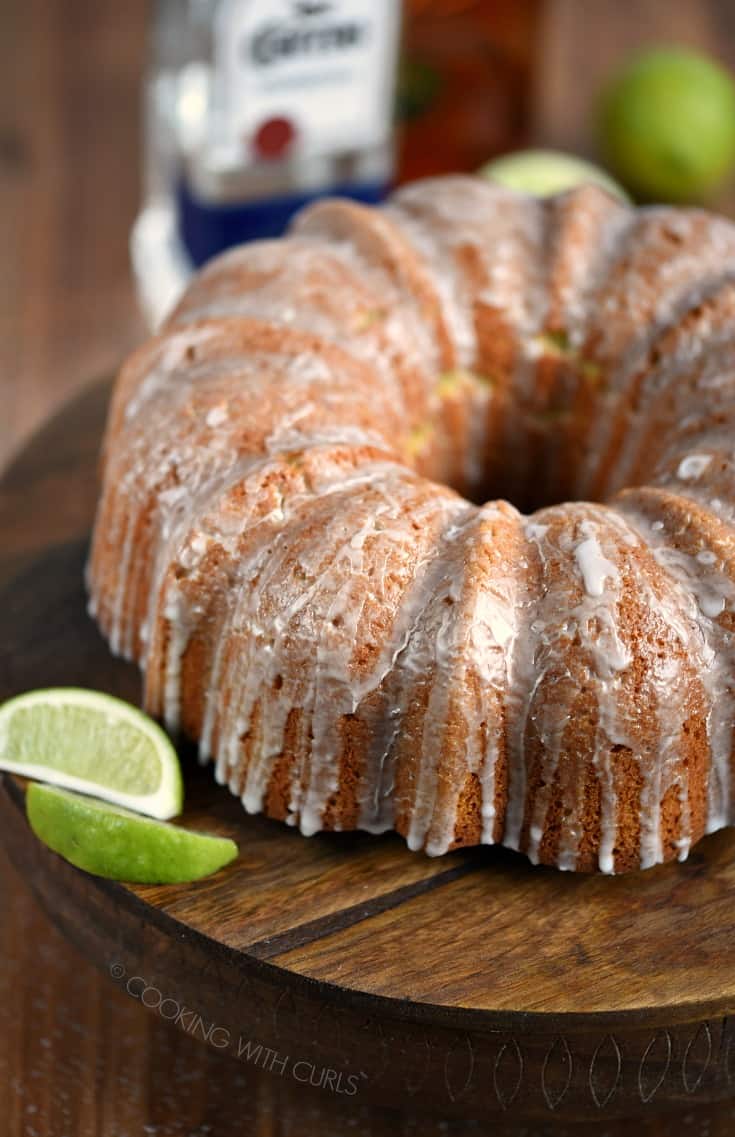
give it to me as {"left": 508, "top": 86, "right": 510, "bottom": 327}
{"left": 4, "top": 2, "right": 735, "bottom": 1134}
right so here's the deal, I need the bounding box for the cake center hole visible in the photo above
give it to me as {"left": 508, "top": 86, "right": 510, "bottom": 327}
{"left": 426, "top": 345, "right": 606, "bottom": 513}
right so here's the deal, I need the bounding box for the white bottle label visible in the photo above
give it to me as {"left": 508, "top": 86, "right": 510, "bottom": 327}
{"left": 214, "top": 0, "right": 401, "bottom": 165}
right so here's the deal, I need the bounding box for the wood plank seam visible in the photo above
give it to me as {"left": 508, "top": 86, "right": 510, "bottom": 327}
{"left": 245, "top": 860, "right": 482, "bottom": 960}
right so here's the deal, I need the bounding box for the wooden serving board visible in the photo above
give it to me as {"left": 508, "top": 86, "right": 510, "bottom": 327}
{"left": 2, "top": 384, "right": 735, "bottom": 1129}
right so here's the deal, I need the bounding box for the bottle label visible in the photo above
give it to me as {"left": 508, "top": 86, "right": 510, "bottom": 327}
{"left": 214, "top": 0, "right": 401, "bottom": 164}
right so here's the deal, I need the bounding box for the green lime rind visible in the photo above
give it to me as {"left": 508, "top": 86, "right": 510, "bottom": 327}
{"left": 599, "top": 47, "right": 735, "bottom": 202}
{"left": 480, "top": 149, "right": 629, "bottom": 202}
{"left": 26, "top": 784, "right": 238, "bottom": 884}
{"left": 0, "top": 688, "right": 183, "bottom": 820}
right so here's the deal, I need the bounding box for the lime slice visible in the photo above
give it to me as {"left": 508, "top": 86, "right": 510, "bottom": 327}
{"left": 26, "top": 783, "right": 238, "bottom": 883}
{"left": 480, "top": 149, "right": 629, "bottom": 201}
{"left": 0, "top": 688, "right": 182, "bottom": 820}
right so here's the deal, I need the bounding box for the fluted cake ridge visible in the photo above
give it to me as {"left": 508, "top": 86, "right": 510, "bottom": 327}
{"left": 88, "top": 175, "right": 735, "bottom": 873}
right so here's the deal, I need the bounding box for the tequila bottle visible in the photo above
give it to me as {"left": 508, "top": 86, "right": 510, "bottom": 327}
{"left": 134, "top": 0, "right": 402, "bottom": 324}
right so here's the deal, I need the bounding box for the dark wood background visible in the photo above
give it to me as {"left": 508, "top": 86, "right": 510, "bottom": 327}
{"left": 5, "top": 2, "right": 735, "bottom": 1134}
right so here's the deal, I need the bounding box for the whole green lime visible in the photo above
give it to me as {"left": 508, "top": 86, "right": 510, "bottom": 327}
{"left": 599, "top": 47, "right": 735, "bottom": 202}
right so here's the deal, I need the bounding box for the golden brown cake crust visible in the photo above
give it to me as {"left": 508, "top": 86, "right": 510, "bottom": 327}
{"left": 87, "top": 176, "right": 735, "bottom": 874}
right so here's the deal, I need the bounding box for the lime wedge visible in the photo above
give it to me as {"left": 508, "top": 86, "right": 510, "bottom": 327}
{"left": 0, "top": 688, "right": 183, "bottom": 820}
{"left": 26, "top": 783, "right": 238, "bottom": 883}
{"left": 480, "top": 149, "right": 629, "bottom": 201}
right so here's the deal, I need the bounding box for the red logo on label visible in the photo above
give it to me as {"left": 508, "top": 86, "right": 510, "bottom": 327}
{"left": 252, "top": 117, "right": 297, "bottom": 160}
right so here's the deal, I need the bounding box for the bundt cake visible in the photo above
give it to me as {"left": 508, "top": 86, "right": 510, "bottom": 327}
{"left": 88, "top": 175, "right": 735, "bottom": 874}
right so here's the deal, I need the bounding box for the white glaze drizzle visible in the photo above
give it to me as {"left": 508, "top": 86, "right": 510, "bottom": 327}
{"left": 620, "top": 494, "right": 735, "bottom": 837}
{"left": 575, "top": 523, "right": 620, "bottom": 598}
{"left": 86, "top": 176, "right": 735, "bottom": 877}
{"left": 678, "top": 453, "right": 712, "bottom": 480}
{"left": 577, "top": 211, "right": 735, "bottom": 497}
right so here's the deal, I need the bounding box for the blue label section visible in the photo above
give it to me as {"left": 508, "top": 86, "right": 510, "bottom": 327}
{"left": 177, "top": 177, "right": 391, "bottom": 267}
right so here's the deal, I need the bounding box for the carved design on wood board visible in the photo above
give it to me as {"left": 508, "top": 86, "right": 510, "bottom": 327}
{"left": 493, "top": 1038, "right": 524, "bottom": 1110}
{"left": 589, "top": 1033, "right": 622, "bottom": 1108}
{"left": 683, "top": 1022, "right": 713, "bottom": 1094}
{"left": 443, "top": 1033, "right": 476, "bottom": 1103}
{"left": 541, "top": 1036, "right": 574, "bottom": 1110}
{"left": 637, "top": 1030, "right": 672, "bottom": 1103}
